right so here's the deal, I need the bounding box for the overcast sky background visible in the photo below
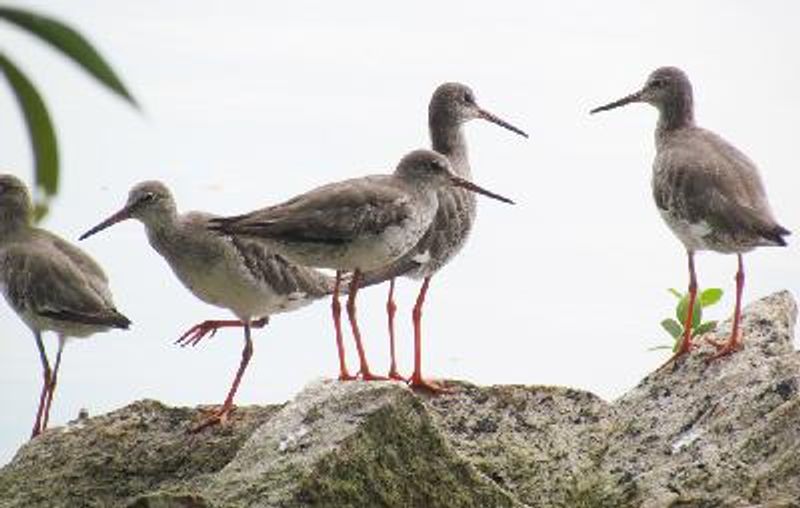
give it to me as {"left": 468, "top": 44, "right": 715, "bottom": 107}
{"left": 1, "top": 1, "right": 798, "bottom": 464}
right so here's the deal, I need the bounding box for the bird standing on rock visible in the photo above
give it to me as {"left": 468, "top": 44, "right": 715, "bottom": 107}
{"left": 80, "top": 181, "right": 336, "bottom": 431}
{"left": 209, "top": 149, "right": 515, "bottom": 383}
{"left": 591, "top": 66, "right": 789, "bottom": 364}
{"left": 360, "top": 83, "right": 528, "bottom": 391}
{"left": 0, "top": 174, "right": 131, "bottom": 438}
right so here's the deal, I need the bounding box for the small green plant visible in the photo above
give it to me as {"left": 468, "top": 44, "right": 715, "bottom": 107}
{"left": 652, "top": 287, "right": 723, "bottom": 352}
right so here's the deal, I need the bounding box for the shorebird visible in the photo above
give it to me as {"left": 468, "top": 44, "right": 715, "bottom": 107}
{"left": 590, "top": 66, "right": 789, "bottom": 363}
{"left": 209, "top": 149, "right": 514, "bottom": 383}
{"left": 360, "top": 83, "right": 528, "bottom": 391}
{"left": 80, "top": 181, "right": 336, "bottom": 431}
{"left": 0, "top": 174, "right": 131, "bottom": 438}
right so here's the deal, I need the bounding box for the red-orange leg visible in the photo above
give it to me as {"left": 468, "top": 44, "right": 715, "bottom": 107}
{"left": 386, "top": 278, "right": 405, "bottom": 381}
{"left": 408, "top": 277, "right": 449, "bottom": 393}
{"left": 346, "top": 270, "right": 387, "bottom": 381}
{"left": 706, "top": 253, "right": 745, "bottom": 361}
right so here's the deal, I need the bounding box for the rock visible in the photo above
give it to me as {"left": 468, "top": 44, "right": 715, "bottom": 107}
{"left": 0, "top": 400, "right": 279, "bottom": 508}
{"left": 601, "top": 290, "right": 800, "bottom": 507}
{"left": 0, "top": 291, "right": 798, "bottom": 507}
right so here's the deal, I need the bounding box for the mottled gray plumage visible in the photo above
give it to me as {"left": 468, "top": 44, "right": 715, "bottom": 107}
{"left": 362, "top": 83, "right": 528, "bottom": 284}
{"left": 210, "top": 149, "right": 511, "bottom": 272}
{"left": 0, "top": 174, "right": 129, "bottom": 437}
{"left": 80, "top": 180, "right": 338, "bottom": 430}
{"left": 591, "top": 66, "right": 789, "bottom": 361}
{"left": 591, "top": 67, "right": 789, "bottom": 253}
{"left": 209, "top": 148, "right": 513, "bottom": 383}
{"left": 81, "top": 181, "right": 334, "bottom": 320}
{"left": 354, "top": 84, "right": 527, "bottom": 390}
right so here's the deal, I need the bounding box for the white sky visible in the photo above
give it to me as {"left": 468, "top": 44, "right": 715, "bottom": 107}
{"left": 1, "top": 1, "right": 798, "bottom": 464}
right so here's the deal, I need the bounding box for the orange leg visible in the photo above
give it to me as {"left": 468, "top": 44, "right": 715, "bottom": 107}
{"left": 333, "top": 271, "right": 355, "bottom": 381}
{"left": 386, "top": 278, "right": 406, "bottom": 381}
{"left": 408, "top": 277, "right": 449, "bottom": 393}
{"left": 659, "top": 251, "right": 699, "bottom": 370}
{"left": 175, "top": 317, "right": 268, "bottom": 347}
{"left": 30, "top": 331, "right": 51, "bottom": 439}
{"left": 706, "top": 253, "right": 745, "bottom": 361}
{"left": 192, "top": 321, "right": 256, "bottom": 432}
{"left": 41, "top": 336, "right": 65, "bottom": 431}
{"left": 346, "top": 270, "right": 387, "bottom": 381}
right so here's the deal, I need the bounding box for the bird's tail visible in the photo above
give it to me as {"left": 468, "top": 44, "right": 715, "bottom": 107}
{"left": 765, "top": 223, "right": 791, "bottom": 247}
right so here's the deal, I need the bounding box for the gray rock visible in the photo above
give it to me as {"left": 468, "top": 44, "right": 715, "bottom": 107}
{"left": 602, "top": 290, "right": 800, "bottom": 507}
{"left": 0, "top": 291, "right": 797, "bottom": 507}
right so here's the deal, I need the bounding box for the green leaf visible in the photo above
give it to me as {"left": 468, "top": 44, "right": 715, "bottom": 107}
{"left": 699, "top": 288, "right": 723, "bottom": 308}
{"left": 676, "top": 294, "right": 702, "bottom": 329}
{"left": 668, "top": 288, "right": 683, "bottom": 299}
{"left": 648, "top": 345, "right": 674, "bottom": 352}
{"left": 693, "top": 320, "right": 718, "bottom": 337}
{"left": 661, "top": 318, "right": 683, "bottom": 339}
{"left": 0, "top": 52, "right": 59, "bottom": 199}
{"left": 0, "top": 6, "right": 137, "bottom": 107}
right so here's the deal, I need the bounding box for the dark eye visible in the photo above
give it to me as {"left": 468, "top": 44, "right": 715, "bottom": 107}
{"left": 650, "top": 78, "right": 665, "bottom": 88}
{"left": 140, "top": 192, "right": 156, "bottom": 202}
{"left": 463, "top": 91, "right": 475, "bottom": 104}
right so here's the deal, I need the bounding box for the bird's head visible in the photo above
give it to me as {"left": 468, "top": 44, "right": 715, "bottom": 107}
{"left": 80, "top": 180, "right": 175, "bottom": 241}
{"left": 0, "top": 174, "right": 33, "bottom": 228}
{"left": 430, "top": 82, "right": 528, "bottom": 138}
{"left": 590, "top": 66, "right": 694, "bottom": 115}
{"left": 396, "top": 149, "right": 514, "bottom": 204}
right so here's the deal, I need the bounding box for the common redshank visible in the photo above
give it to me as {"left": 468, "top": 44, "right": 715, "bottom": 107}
{"left": 590, "top": 66, "right": 790, "bottom": 363}
{"left": 0, "top": 174, "right": 131, "bottom": 438}
{"left": 360, "top": 83, "right": 528, "bottom": 391}
{"left": 79, "top": 181, "right": 336, "bottom": 431}
{"left": 209, "top": 149, "right": 514, "bottom": 382}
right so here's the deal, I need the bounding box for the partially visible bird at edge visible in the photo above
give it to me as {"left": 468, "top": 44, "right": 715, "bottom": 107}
{"left": 0, "top": 174, "right": 131, "bottom": 439}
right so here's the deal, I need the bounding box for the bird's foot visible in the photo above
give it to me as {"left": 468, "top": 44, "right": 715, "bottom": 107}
{"left": 190, "top": 404, "right": 237, "bottom": 433}
{"left": 338, "top": 369, "right": 358, "bottom": 381}
{"left": 656, "top": 339, "right": 699, "bottom": 373}
{"left": 387, "top": 369, "right": 407, "bottom": 382}
{"left": 705, "top": 333, "right": 743, "bottom": 362}
{"left": 408, "top": 374, "right": 451, "bottom": 394}
{"left": 359, "top": 369, "right": 389, "bottom": 382}
{"left": 175, "top": 321, "right": 221, "bottom": 348}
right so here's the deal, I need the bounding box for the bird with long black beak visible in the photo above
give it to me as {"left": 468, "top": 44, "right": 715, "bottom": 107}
{"left": 80, "top": 181, "right": 337, "bottom": 432}
{"left": 359, "top": 83, "right": 528, "bottom": 392}
{"left": 209, "top": 148, "right": 515, "bottom": 383}
{"left": 591, "top": 67, "right": 789, "bottom": 364}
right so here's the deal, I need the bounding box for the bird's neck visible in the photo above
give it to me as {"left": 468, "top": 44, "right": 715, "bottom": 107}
{"left": 656, "top": 93, "right": 695, "bottom": 134}
{"left": 0, "top": 210, "right": 29, "bottom": 239}
{"left": 143, "top": 208, "right": 180, "bottom": 242}
{"left": 430, "top": 114, "right": 471, "bottom": 178}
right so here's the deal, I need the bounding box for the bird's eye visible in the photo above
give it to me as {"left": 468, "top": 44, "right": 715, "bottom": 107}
{"left": 141, "top": 192, "right": 156, "bottom": 202}
{"left": 463, "top": 91, "right": 475, "bottom": 104}
{"left": 650, "top": 79, "right": 665, "bottom": 88}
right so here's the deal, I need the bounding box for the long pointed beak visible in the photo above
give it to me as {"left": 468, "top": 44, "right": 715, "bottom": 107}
{"left": 79, "top": 206, "right": 134, "bottom": 241}
{"left": 590, "top": 91, "right": 643, "bottom": 114}
{"left": 450, "top": 175, "right": 515, "bottom": 205}
{"left": 477, "top": 108, "right": 528, "bottom": 138}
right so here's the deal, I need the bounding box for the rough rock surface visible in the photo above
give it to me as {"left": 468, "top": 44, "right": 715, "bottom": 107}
{"left": 0, "top": 291, "right": 797, "bottom": 507}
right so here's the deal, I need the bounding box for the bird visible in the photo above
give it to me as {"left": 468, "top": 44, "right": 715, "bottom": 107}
{"left": 79, "top": 180, "right": 336, "bottom": 431}
{"left": 590, "top": 66, "right": 789, "bottom": 363}
{"left": 209, "top": 148, "right": 515, "bottom": 383}
{"left": 0, "top": 174, "right": 131, "bottom": 438}
{"left": 359, "top": 83, "right": 528, "bottom": 391}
